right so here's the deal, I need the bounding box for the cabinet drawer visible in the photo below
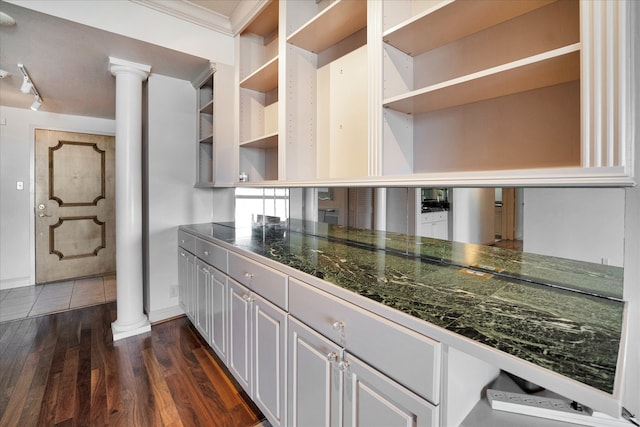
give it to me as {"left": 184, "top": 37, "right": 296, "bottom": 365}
{"left": 421, "top": 211, "right": 447, "bottom": 223}
{"left": 289, "top": 278, "right": 441, "bottom": 404}
{"left": 228, "top": 251, "right": 287, "bottom": 310}
{"left": 195, "top": 239, "right": 227, "bottom": 273}
{"left": 178, "top": 230, "right": 196, "bottom": 253}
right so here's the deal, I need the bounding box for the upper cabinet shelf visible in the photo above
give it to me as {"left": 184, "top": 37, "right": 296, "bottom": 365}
{"left": 240, "top": 56, "right": 279, "bottom": 92}
{"left": 383, "top": 0, "right": 556, "bottom": 56}
{"left": 287, "top": 0, "right": 367, "bottom": 53}
{"left": 384, "top": 43, "right": 580, "bottom": 115}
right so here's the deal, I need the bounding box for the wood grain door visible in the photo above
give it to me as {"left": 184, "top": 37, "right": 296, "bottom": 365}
{"left": 35, "top": 129, "right": 115, "bottom": 283}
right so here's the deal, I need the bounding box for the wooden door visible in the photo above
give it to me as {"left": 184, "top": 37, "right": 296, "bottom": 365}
{"left": 288, "top": 316, "right": 342, "bottom": 427}
{"left": 343, "top": 353, "right": 438, "bottom": 427}
{"left": 252, "top": 294, "right": 286, "bottom": 427}
{"left": 34, "top": 129, "right": 115, "bottom": 283}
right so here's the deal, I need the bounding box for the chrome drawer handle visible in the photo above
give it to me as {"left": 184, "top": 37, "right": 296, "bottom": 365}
{"left": 326, "top": 352, "right": 338, "bottom": 362}
{"left": 332, "top": 321, "right": 345, "bottom": 332}
{"left": 203, "top": 250, "right": 209, "bottom": 256}
{"left": 244, "top": 272, "right": 255, "bottom": 279}
{"left": 338, "top": 360, "right": 350, "bottom": 371}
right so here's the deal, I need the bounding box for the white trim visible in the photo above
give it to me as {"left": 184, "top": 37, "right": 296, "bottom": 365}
{"left": 148, "top": 304, "right": 186, "bottom": 323}
{"left": 129, "top": 0, "right": 233, "bottom": 35}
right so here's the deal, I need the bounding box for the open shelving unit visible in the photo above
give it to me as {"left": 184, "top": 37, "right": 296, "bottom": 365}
{"left": 381, "top": 0, "right": 583, "bottom": 176}
{"left": 195, "top": 69, "right": 215, "bottom": 186}
{"left": 238, "top": 0, "right": 280, "bottom": 183}
{"left": 284, "top": 0, "right": 369, "bottom": 181}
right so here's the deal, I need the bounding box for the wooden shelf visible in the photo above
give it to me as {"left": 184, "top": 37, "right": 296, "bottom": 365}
{"left": 199, "top": 134, "right": 213, "bottom": 144}
{"left": 383, "top": 0, "right": 556, "bottom": 56}
{"left": 240, "top": 56, "right": 278, "bottom": 93}
{"left": 200, "top": 100, "right": 213, "bottom": 115}
{"left": 383, "top": 44, "right": 580, "bottom": 115}
{"left": 243, "top": 0, "right": 278, "bottom": 38}
{"left": 287, "top": 0, "right": 366, "bottom": 53}
{"left": 240, "top": 132, "right": 278, "bottom": 149}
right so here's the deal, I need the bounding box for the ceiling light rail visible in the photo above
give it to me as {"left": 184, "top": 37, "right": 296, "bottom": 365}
{"left": 17, "top": 63, "right": 43, "bottom": 111}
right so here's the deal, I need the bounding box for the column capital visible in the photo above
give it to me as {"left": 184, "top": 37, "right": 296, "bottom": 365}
{"left": 109, "top": 56, "right": 151, "bottom": 80}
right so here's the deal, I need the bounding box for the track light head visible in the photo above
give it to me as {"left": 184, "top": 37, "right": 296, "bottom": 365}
{"left": 31, "top": 97, "right": 42, "bottom": 111}
{"left": 20, "top": 76, "right": 32, "bottom": 94}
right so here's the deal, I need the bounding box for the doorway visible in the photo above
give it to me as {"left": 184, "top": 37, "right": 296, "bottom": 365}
{"left": 34, "top": 129, "right": 116, "bottom": 284}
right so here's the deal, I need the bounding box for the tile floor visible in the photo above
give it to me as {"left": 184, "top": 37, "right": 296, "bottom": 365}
{"left": 0, "top": 274, "right": 116, "bottom": 323}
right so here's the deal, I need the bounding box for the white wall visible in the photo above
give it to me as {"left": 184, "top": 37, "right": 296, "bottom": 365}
{"left": 144, "top": 74, "right": 234, "bottom": 322}
{"left": 0, "top": 106, "right": 115, "bottom": 289}
{"left": 523, "top": 188, "right": 625, "bottom": 267}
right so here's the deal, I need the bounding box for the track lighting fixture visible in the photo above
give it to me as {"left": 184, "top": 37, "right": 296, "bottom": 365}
{"left": 17, "top": 63, "right": 43, "bottom": 111}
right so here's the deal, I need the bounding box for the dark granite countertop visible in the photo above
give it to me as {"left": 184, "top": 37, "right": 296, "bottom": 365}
{"left": 180, "top": 222, "right": 625, "bottom": 395}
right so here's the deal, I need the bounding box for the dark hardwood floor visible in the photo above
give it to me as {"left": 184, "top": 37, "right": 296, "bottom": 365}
{"left": 0, "top": 302, "right": 264, "bottom": 427}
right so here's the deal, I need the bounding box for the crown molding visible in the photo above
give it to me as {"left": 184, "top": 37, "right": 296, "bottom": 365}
{"left": 229, "top": 0, "right": 271, "bottom": 36}
{"left": 129, "top": 0, "right": 233, "bottom": 35}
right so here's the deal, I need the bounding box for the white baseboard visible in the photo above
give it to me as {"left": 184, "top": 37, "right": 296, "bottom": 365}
{"left": 0, "top": 277, "right": 32, "bottom": 290}
{"left": 148, "top": 304, "right": 185, "bottom": 323}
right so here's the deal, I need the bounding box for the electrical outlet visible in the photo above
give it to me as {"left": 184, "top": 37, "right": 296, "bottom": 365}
{"left": 169, "top": 285, "right": 179, "bottom": 298}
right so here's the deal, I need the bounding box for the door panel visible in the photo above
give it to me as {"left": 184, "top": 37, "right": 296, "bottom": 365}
{"left": 253, "top": 295, "right": 286, "bottom": 427}
{"left": 343, "top": 353, "right": 438, "bottom": 427}
{"left": 210, "top": 266, "right": 228, "bottom": 363}
{"left": 288, "top": 316, "right": 342, "bottom": 427}
{"left": 228, "top": 278, "right": 252, "bottom": 394}
{"left": 35, "top": 129, "right": 115, "bottom": 283}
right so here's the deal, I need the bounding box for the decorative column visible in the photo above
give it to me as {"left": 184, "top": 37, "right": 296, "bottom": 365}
{"left": 109, "top": 57, "right": 151, "bottom": 341}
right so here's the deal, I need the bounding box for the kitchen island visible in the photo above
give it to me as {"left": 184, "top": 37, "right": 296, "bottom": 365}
{"left": 179, "top": 221, "right": 626, "bottom": 425}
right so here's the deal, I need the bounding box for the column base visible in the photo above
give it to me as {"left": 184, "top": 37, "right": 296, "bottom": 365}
{"left": 111, "top": 317, "right": 151, "bottom": 341}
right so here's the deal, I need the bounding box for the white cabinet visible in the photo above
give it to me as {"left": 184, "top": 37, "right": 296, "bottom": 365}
{"left": 195, "top": 259, "right": 212, "bottom": 340}
{"left": 419, "top": 211, "right": 448, "bottom": 240}
{"left": 177, "top": 247, "right": 196, "bottom": 320}
{"left": 228, "top": 278, "right": 287, "bottom": 427}
{"left": 289, "top": 277, "right": 441, "bottom": 404}
{"left": 343, "top": 351, "right": 438, "bottom": 427}
{"left": 209, "top": 266, "right": 228, "bottom": 363}
{"left": 288, "top": 316, "right": 342, "bottom": 427}
{"left": 228, "top": 277, "right": 253, "bottom": 393}
{"left": 288, "top": 309, "right": 438, "bottom": 427}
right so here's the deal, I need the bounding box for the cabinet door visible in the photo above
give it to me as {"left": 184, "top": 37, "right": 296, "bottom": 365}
{"left": 178, "top": 248, "right": 196, "bottom": 320}
{"left": 195, "top": 260, "right": 211, "bottom": 340}
{"left": 253, "top": 294, "right": 287, "bottom": 427}
{"left": 343, "top": 352, "right": 439, "bottom": 427}
{"left": 288, "top": 316, "right": 342, "bottom": 427}
{"left": 433, "top": 221, "right": 448, "bottom": 240}
{"left": 209, "top": 267, "right": 228, "bottom": 363}
{"left": 228, "top": 278, "right": 252, "bottom": 394}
